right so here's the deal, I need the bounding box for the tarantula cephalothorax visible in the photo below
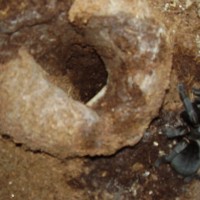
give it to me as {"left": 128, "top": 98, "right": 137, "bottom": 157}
{"left": 156, "top": 83, "right": 200, "bottom": 178}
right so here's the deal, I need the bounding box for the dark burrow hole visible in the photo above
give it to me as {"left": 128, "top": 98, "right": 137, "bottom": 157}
{"left": 41, "top": 43, "right": 108, "bottom": 103}
{"left": 64, "top": 44, "right": 108, "bottom": 103}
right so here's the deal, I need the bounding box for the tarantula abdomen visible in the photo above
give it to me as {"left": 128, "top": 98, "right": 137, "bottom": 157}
{"left": 169, "top": 139, "right": 200, "bottom": 176}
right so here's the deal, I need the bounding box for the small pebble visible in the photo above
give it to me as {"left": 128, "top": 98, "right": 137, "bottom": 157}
{"left": 158, "top": 130, "right": 163, "bottom": 135}
{"left": 149, "top": 190, "right": 153, "bottom": 195}
{"left": 142, "top": 132, "right": 152, "bottom": 142}
{"left": 151, "top": 174, "right": 158, "bottom": 181}
{"left": 153, "top": 141, "right": 159, "bottom": 147}
{"left": 131, "top": 162, "right": 144, "bottom": 172}
{"left": 158, "top": 150, "right": 165, "bottom": 156}
{"left": 168, "top": 143, "right": 173, "bottom": 148}
{"left": 172, "top": 140, "right": 177, "bottom": 145}
{"left": 8, "top": 181, "right": 13, "bottom": 185}
{"left": 143, "top": 171, "right": 150, "bottom": 177}
{"left": 101, "top": 171, "right": 108, "bottom": 177}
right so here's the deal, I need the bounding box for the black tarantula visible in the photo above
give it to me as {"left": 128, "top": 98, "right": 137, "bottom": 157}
{"left": 156, "top": 83, "right": 200, "bottom": 179}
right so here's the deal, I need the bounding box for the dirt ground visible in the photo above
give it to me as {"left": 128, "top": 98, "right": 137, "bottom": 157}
{"left": 1, "top": 104, "right": 200, "bottom": 199}
{"left": 0, "top": 110, "right": 196, "bottom": 200}
{"left": 0, "top": 0, "right": 200, "bottom": 199}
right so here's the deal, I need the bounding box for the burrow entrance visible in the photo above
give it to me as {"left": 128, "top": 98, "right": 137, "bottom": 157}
{"left": 39, "top": 43, "right": 108, "bottom": 103}
{"left": 64, "top": 44, "right": 108, "bottom": 103}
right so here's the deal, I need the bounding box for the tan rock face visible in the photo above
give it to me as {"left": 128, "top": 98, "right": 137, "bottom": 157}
{"left": 0, "top": 0, "right": 172, "bottom": 158}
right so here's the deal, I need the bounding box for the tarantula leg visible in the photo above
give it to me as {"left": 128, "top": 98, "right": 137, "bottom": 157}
{"left": 183, "top": 173, "right": 200, "bottom": 182}
{"left": 163, "top": 126, "right": 187, "bottom": 138}
{"left": 192, "top": 88, "right": 200, "bottom": 107}
{"left": 154, "top": 140, "right": 188, "bottom": 167}
{"left": 192, "top": 87, "right": 200, "bottom": 97}
{"left": 154, "top": 134, "right": 188, "bottom": 167}
{"left": 178, "top": 83, "right": 199, "bottom": 125}
{"left": 183, "top": 175, "right": 196, "bottom": 183}
{"left": 164, "top": 140, "right": 188, "bottom": 162}
{"left": 154, "top": 156, "right": 167, "bottom": 167}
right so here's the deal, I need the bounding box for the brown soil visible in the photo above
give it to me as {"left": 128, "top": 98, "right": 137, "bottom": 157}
{"left": 0, "top": 111, "right": 193, "bottom": 199}
{"left": 0, "top": 114, "right": 187, "bottom": 200}
{"left": 67, "top": 112, "right": 187, "bottom": 200}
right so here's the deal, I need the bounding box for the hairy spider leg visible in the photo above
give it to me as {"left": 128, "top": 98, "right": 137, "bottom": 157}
{"left": 154, "top": 140, "right": 188, "bottom": 168}
{"left": 192, "top": 87, "right": 200, "bottom": 96}
{"left": 164, "top": 126, "right": 187, "bottom": 138}
{"left": 192, "top": 88, "right": 200, "bottom": 108}
{"left": 178, "top": 83, "right": 199, "bottom": 125}
{"left": 164, "top": 140, "right": 188, "bottom": 162}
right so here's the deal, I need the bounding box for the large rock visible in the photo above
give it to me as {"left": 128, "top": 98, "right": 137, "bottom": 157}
{"left": 0, "top": 0, "right": 172, "bottom": 158}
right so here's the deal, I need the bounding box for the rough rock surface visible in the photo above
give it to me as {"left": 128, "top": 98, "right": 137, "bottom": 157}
{"left": 0, "top": 0, "right": 172, "bottom": 158}
{"left": 0, "top": 48, "right": 99, "bottom": 157}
